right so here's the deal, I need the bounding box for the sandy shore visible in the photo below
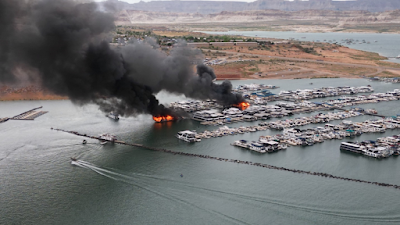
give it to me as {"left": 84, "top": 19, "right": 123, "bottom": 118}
{"left": 206, "top": 43, "right": 400, "bottom": 81}
{"left": 0, "top": 92, "right": 68, "bottom": 101}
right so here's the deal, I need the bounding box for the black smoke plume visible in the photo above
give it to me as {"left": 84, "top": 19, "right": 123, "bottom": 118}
{"left": 0, "top": 0, "right": 244, "bottom": 117}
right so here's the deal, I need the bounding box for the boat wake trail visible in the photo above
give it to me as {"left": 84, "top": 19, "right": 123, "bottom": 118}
{"left": 71, "top": 160, "right": 400, "bottom": 223}
{"left": 71, "top": 160, "right": 252, "bottom": 225}
{"left": 72, "top": 160, "right": 131, "bottom": 182}
{"left": 0, "top": 144, "right": 27, "bottom": 162}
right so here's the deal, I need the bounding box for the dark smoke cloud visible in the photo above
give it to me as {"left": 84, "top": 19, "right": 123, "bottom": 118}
{"left": 0, "top": 0, "right": 244, "bottom": 117}
{"left": 0, "top": 0, "right": 22, "bottom": 83}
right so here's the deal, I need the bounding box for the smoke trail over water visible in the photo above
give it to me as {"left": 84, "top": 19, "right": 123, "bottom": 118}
{"left": 0, "top": 0, "right": 244, "bottom": 117}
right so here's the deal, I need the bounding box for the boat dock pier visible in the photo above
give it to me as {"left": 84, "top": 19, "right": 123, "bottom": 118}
{"left": 11, "top": 106, "right": 48, "bottom": 120}
{"left": 334, "top": 107, "right": 387, "bottom": 118}
{"left": 192, "top": 89, "right": 400, "bottom": 126}
{"left": 1, "top": 107, "right": 49, "bottom": 124}
{"left": 56, "top": 128, "right": 400, "bottom": 190}
{"left": 196, "top": 109, "right": 366, "bottom": 139}
{"left": 0, "top": 118, "right": 9, "bottom": 123}
{"left": 364, "top": 112, "right": 388, "bottom": 118}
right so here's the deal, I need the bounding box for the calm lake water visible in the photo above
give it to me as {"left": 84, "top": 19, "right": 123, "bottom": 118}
{"left": 1, "top": 78, "right": 400, "bottom": 225}
{"left": 201, "top": 31, "right": 400, "bottom": 63}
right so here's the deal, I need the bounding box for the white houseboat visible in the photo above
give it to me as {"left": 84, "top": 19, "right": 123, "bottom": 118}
{"left": 176, "top": 130, "right": 201, "bottom": 143}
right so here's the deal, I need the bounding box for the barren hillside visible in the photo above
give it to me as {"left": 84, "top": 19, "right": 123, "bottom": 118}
{"left": 116, "top": 9, "right": 400, "bottom": 25}
{"left": 109, "top": 0, "right": 400, "bottom": 14}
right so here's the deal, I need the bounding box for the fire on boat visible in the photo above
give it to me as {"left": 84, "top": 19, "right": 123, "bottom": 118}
{"left": 233, "top": 102, "right": 250, "bottom": 110}
{"left": 153, "top": 115, "right": 176, "bottom": 123}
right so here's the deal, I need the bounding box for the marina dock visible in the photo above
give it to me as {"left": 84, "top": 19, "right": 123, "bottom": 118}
{"left": 195, "top": 109, "right": 366, "bottom": 140}
{"left": 334, "top": 107, "right": 387, "bottom": 118}
{"left": 340, "top": 134, "right": 400, "bottom": 158}
{"left": 12, "top": 110, "right": 48, "bottom": 120}
{"left": 1, "top": 106, "right": 48, "bottom": 123}
{"left": 11, "top": 106, "right": 48, "bottom": 120}
{"left": 196, "top": 90, "right": 397, "bottom": 126}
{"left": 170, "top": 85, "right": 376, "bottom": 114}
{"left": 55, "top": 128, "right": 400, "bottom": 190}
{"left": 231, "top": 117, "right": 400, "bottom": 155}
{"left": 0, "top": 118, "right": 9, "bottom": 123}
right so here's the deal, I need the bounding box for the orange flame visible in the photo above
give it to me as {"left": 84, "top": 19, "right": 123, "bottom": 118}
{"left": 153, "top": 115, "right": 175, "bottom": 123}
{"left": 234, "top": 102, "right": 250, "bottom": 110}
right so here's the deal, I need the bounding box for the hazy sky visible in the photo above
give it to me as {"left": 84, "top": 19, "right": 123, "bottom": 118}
{"left": 94, "top": 0, "right": 258, "bottom": 3}
{"left": 93, "top": 0, "right": 356, "bottom": 4}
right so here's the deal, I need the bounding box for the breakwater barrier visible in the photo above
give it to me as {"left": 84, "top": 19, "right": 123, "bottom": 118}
{"left": 54, "top": 128, "right": 400, "bottom": 190}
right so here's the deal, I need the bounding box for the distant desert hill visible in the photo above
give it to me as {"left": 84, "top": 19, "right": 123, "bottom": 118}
{"left": 249, "top": 0, "right": 400, "bottom": 13}
{"left": 107, "top": 0, "right": 400, "bottom": 14}
{"left": 115, "top": 8, "right": 400, "bottom": 25}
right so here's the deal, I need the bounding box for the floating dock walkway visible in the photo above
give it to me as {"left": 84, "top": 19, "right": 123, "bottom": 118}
{"left": 1, "top": 106, "right": 48, "bottom": 124}
{"left": 55, "top": 128, "right": 400, "bottom": 190}
{"left": 334, "top": 107, "right": 388, "bottom": 118}
{"left": 0, "top": 118, "right": 9, "bottom": 123}
{"left": 11, "top": 106, "right": 48, "bottom": 120}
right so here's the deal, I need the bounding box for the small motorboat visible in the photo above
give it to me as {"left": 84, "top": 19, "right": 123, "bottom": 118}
{"left": 82, "top": 140, "right": 87, "bottom": 144}
{"left": 70, "top": 157, "right": 77, "bottom": 161}
{"left": 107, "top": 111, "right": 119, "bottom": 120}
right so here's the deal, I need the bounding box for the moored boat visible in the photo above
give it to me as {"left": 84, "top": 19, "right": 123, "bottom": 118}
{"left": 232, "top": 140, "right": 249, "bottom": 148}
{"left": 248, "top": 142, "right": 266, "bottom": 153}
{"left": 340, "top": 142, "right": 365, "bottom": 153}
{"left": 176, "top": 130, "right": 201, "bottom": 143}
{"left": 362, "top": 146, "right": 393, "bottom": 158}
